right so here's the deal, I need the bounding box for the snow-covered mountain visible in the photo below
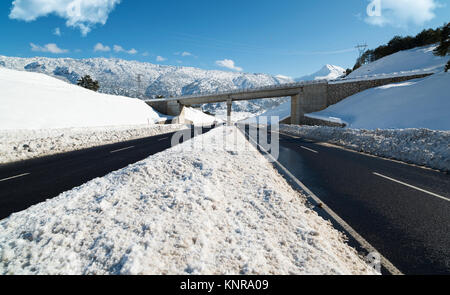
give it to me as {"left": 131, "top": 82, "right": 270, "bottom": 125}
{"left": 296, "top": 64, "right": 345, "bottom": 81}
{"left": 0, "top": 56, "right": 293, "bottom": 116}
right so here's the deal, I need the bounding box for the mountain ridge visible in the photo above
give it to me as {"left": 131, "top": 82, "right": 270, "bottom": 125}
{"left": 0, "top": 55, "right": 294, "bottom": 115}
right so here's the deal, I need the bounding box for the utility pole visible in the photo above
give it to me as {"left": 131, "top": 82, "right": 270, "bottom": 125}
{"left": 355, "top": 43, "right": 368, "bottom": 61}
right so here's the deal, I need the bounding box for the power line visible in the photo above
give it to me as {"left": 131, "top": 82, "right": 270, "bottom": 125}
{"left": 355, "top": 43, "right": 368, "bottom": 60}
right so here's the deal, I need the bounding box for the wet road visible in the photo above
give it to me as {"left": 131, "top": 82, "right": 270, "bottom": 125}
{"left": 239, "top": 124, "right": 450, "bottom": 275}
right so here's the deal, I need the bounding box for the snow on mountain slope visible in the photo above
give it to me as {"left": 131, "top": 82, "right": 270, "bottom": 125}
{"left": 0, "top": 55, "right": 293, "bottom": 116}
{"left": 307, "top": 72, "right": 450, "bottom": 130}
{"left": 348, "top": 45, "right": 448, "bottom": 78}
{"left": 0, "top": 67, "right": 166, "bottom": 130}
{"left": 296, "top": 65, "right": 345, "bottom": 81}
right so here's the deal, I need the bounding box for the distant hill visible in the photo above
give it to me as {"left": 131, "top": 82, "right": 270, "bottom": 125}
{"left": 295, "top": 64, "right": 345, "bottom": 81}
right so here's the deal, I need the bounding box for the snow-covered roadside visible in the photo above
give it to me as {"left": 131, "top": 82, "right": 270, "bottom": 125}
{"left": 0, "top": 126, "right": 378, "bottom": 275}
{"left": 280, "top": 125, "right": 450, "bottom": 172}
{"left": 0, "top": 124, "right": 187, "bottom": 164}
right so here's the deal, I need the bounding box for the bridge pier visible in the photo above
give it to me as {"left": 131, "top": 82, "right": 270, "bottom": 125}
{"left": 227, "top": 98, "right": 232, "bottom": 126}
{"left": 290, "top": 93, "right": 302, "bottom": 125}
{"left": 290, "top": 83, "right": 328, "bottom": 125}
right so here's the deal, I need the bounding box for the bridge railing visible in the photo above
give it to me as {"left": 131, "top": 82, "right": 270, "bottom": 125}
{"left": 153, "top": 79, "right": 328, "bottom": 101}
{"left": 145, "top": 69, "right": 436, "bottom": 102}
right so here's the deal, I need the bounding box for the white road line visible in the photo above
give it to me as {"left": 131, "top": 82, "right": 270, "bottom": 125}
{"left": 373, "top": 172, "right": 450, "bottom": 202}
{"left": 0, "top": 173, "right": 30, "bottom": 182}
{"left": 300, "top": 146, "right": 319, "bottom": 154}
{"left": 110, "top": 146, "right": 135, "bottom": 154}
{"left": 240, "top": 128, "right": 403, "bottom": 275}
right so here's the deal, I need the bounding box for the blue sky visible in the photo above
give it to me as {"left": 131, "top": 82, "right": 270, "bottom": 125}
{"left": 0, "top": 0, "right": 448, "bottom": 78}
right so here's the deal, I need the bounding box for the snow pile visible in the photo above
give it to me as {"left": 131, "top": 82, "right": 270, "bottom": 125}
{"left": 296, "top": 65, "right": 345, "bottom": 81}
{"left": 0, "top": 124, "right": 187, "bottom": 164}
{"left": 307, "top": 72, "right": 450, "bottom": 130}
{"left": 177, "top": 107, "right": 222, "bottom": 125}
{"left": 0, "top": 67, "right": 168, "bottom": 130}
{"left": 280, "top": 125, "right": 450, "bottom": 172}
{"left": 0, "top": 127, "right": 377, "bottom": 275}
{"left": 347, "top": 45, "right": 448, "bottom": 79}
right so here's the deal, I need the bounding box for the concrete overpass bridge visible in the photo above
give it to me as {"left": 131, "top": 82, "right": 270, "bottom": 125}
{"left": 145, "top": 72, "right": 432, "bottom": 125}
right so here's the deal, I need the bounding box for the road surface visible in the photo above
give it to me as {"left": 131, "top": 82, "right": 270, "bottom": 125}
{"left": 239, "top": 124, "right": 450, "bottom": 275}
{"left": 0, "top": 126, "right": 213, "bottom": 220}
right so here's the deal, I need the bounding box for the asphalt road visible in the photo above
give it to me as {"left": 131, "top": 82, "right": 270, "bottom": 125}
{"left": 0, "top": 126, "right": 214, "bottom": 220}
{"left": 239, "top": 124, "right": 450, "bottom": 275}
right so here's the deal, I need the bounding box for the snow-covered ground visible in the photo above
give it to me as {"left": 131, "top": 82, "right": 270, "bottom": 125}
{"left": 249, "top": 45, "right": 450, "bottom": 131}
{"left": 347, "top": 45, "right": 447, "bottom": 79}
{"left": 280, "top": 125, "right": 450, "bottom": 172}
{"left": 307, "top": 72, "right": 450, "bottom": 130}
{"left": 0, "top": 127, "right": 378, "bottom": 275}
{"left": 0, "top": 124, "right": 187, "bottom": 164}
{"left": 0, "top": 67, "right": 168, "bottom": 130}
{"left": 177, "top": 107, "right": 222, "bottom": 125}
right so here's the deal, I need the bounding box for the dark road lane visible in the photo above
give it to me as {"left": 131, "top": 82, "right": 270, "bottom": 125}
{"left": 240, "top": 125, "right": 450, "bottom": 275}
{"left": 0, "top": 126, "right": 214, "bottom": 220}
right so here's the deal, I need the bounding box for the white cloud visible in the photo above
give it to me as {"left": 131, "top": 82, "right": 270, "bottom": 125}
{"left": 156, "top": 56, "right": 167, "bottom": 62}
{"left": 9, "top": 0, "right": 121, "bottom": 36}
{"left": 94, "top": 43, "right": 111, "bottom": 52}
{"left": 142, "top": 51, "right": 149, "bottom": 57}
{"left": 30, "top": 43, "right": 68, "bottom": 54}
{"left": 175, "top": 51, "right": 193, "bottom": 57}
{"left": 113, "top": 45, "right": 138, "bottom": 55}
{"left": 215, "top": 59, "right": 243, "bottom": 71}
{"left": 54, "top": 27, "right": 61, "bottom": 36}
{"left": 365, "top": 0, "right": 439, "bottom": 28}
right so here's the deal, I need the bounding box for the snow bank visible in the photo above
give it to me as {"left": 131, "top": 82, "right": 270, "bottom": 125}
{"left": 347, "top": 45, "right": 447, "bottom": 79}
{"left": 0, "top": 67, "right": 167, "bottom": 130}
{"left": 307, "top": 72, "right": 450, "bottom": 130}
{"left": 280, "top": 125, "right": 450, "bottom": 172}
{"left": 177, "top": 107, "right": 222, "bottom": 125}
{"left": 0, "top": 124, "right": 186, "bottom": 164}
{"left": 0, "top": 127, "right": 377, "bottom": 275}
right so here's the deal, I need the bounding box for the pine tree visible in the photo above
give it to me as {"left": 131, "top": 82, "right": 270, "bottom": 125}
{"left": 435, "top": 23, "right": 449, "bottom": 57}
{"left": 445, "top": 60, "right": 450, "bottom": 72}
{"left": 77, "top": 75, "right": 100, "bottom": 92}
{"left": 345, "top": 68, "right": 353, "bottom": 76}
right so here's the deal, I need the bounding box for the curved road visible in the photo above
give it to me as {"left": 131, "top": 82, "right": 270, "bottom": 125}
{"left": 239, "top": 124, "right": 450, "bottom": 275}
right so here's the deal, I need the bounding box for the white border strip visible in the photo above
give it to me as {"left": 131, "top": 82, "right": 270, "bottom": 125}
{"left": 0, "top": 173, "right": 30, "bottom": 182}
{"left": 374, "top": 172, "right": 449, "bottom": 202}
{"left": 110, "top": 146, "right": 135, "bottom": 154}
